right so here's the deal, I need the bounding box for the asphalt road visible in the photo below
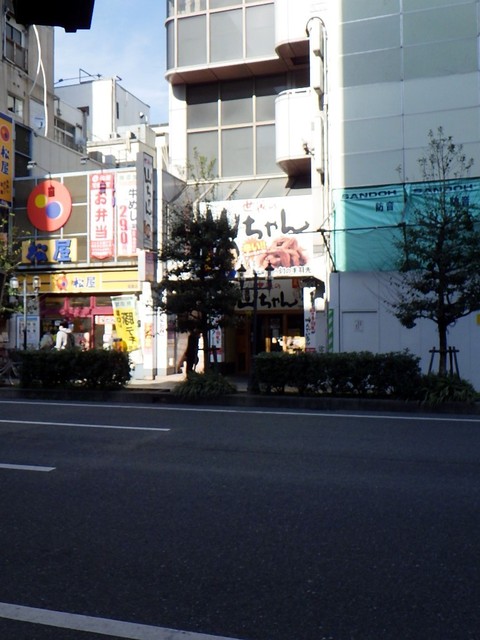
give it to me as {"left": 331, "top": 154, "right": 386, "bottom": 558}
{"left": 0, "top": 398, "right": 479, "bottom": 640}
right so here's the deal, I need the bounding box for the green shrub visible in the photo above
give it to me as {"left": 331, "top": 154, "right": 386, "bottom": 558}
{"left": 174, "top": 370, "right": 237, "bottom": 400}
{"left": 368, "top": 351, "right": 422, "bottom": 399}
{"left": 76, "top": 349, "right": 131, "bottom": 389}
{"left": 14, "top": 349, "right": 131, "bottom": 389}
{"left": 418, "top": 374, "right": 479, "bottom": 406}
{"left": 254, "top": 352, "right": 292, "bottom": 394}
{"left": 255, "top": 350, "right": 422, "bottom": 399}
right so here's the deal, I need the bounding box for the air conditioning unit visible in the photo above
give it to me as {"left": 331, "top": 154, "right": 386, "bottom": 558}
{"left": 88, "top": 150, "right": 103, "bottom": 163}
{"left": 104, "top": 155, "right": 117, "bottom": 167}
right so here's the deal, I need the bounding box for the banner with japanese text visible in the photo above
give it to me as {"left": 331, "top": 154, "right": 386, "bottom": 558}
{"left": 89, "top": 172, "right": 115, "bottom": 259}
{"left": 116, "top": 171, "right": 137, "bottom": 256}
{"left": 332, "top": 178, "right": 480, "bottom": 271}
{"left": 236, "top": 278, "right": 302, "bottom": 312}
{"left": 111, "top": 294, "right": 140, "bottom": 352}
{"left": 136, "top": 152, "right": 154, "bottom": 250}
{"left": 206, "top": 196, "right": 315, "bottom": 278}
{"left": 332, "top": 184, "right": 406, "bottom": 272}
{"left": 0, "top": 112, "right": 13, "bottom": 208}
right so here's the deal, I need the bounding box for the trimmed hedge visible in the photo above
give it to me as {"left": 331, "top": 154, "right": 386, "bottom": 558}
{"left": 254, "top": 350, "right": 422, "bottom": 399}
{"left": 13, "top": 349, "right": 131, "bottom": 390}
{"left": 174, "top": 370, "right": 237, "bottom": 400}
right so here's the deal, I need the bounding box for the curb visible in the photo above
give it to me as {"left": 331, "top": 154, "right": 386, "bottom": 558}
{"left": 1, "top": 385, "right": 480, "bottom": 415}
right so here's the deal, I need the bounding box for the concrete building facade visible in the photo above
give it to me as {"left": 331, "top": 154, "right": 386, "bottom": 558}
{"left": 165, "top": 0, "right": 480, "bottom": 387}
{"left": 1, "top": 4, "right": 178, "bottom": 379}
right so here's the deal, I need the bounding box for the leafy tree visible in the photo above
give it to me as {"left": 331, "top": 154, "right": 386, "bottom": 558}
{"left": 0, "top": 213, "right": 22, "bottom": 320}
{"left": 154, "top": 199, "right": 240, "bottom": 371}
{"left": 155, "top": 150, "right": 241, "bottom": 370}
{"left": 392, "top": 127, "right": 480, "bottom": 374}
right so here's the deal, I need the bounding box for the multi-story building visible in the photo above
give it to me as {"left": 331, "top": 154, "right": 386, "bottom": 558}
{"left": 165, "top": 0, "right": 325, "bottom": 374}
{"left": 165, "top": 0, "right": 480, "bottom": 387}
{"left": 1, "top": 3, "right": 178, "bottom": 379}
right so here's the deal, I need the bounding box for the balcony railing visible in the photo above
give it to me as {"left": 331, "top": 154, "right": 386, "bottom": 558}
{"left": 275, "top": 88, "right": 314, "bottom": 176}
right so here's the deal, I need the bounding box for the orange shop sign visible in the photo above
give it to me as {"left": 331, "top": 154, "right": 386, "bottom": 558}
{"left": 0, "top": 112, "right": 13, "bottom": 208}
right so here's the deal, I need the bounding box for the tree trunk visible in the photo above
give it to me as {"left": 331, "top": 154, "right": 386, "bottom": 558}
{"left": 202, "top": 327, "right": 210, "bottom": 372}
{"left": 438, "top": 321, "right": 448, "bottom": 375}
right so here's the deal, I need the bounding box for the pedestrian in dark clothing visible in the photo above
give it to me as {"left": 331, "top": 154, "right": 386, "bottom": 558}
{"left": 185, "top": 330, "right": 199, "bottom": 373}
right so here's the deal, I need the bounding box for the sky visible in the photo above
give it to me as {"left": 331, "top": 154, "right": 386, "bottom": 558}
{"left": 54, "top": 0, "right": 169, "bottom": 124}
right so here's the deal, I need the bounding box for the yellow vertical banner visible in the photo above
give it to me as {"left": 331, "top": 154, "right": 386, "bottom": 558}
{"left": 0, "top": 113, "right": 14, "bottom": 208}
{"left": 111, "top": 295, "right": 140, "bottom": 352}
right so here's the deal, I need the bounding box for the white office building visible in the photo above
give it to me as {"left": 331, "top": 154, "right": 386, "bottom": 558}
{"left": 164, "top": 0, "right": 480, "bottom": 386}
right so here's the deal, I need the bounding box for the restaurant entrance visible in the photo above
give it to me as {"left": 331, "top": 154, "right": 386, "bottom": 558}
{"left": 233, "top": 311, "right": 304, "bottom": 374}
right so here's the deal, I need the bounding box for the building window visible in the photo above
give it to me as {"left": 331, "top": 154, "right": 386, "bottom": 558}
{"left": 221, "top": 78, "right": 252, "bottom": 125}
{"left": 255, "top": 75, "right": 286, "bottom": 120}
{"left": 210, "top": 0, "right": 240, "bottom": 8}
{"left": 222, "top": 127, "right": 253, "bottom": 176}
{"left": 187, "top": 130, "right": 219, "bottom": 176}
{"left": 210, "top": 9, "right": 242, "bottom": 62}
{"left": 255, "top": 124, "right": 276, "bottom": 174}
{"left": 167, "top": 20, "right": 175, "bottom": 68}
{"left": 7, "top": 94, "right": 24, "bottom": 118}
{"left": 187, "top": 84, "right": 218, "bottom": 127}
{"left": 178, "top": 0, "right": 206, "bottom": 14}
{"left": 5, "top": 22, "right": 27, "bottom": 70}
{"left": 178, "top": 14, "right": 206, "bottom": 66}
{"left": 187, "top": 73, "right": 286, "bottom": 178}
{"left": 13, "top": 123, "right": 32, "bottom": 178}
{"left": 169, "top": 1, "right": 274, "bottom": 69}
{"left": 246, "top": 4, "right": 274, "bottom": 58}
{"left": 54, "top": 118, "right": 77, "bottom": 151}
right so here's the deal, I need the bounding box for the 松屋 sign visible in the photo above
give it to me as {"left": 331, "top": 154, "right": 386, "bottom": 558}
{"left": 0, "top": 113, "right": 13, "bottom": 208}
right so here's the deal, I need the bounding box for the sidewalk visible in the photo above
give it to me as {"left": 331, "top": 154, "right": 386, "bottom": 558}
{"left": 127, "top": 372, "right": 185, "bottom": 392}
{"left": 127, "top": 372, "right": 249, "bottom": 393}
{"left": 1, "top": 371, "right": 479, "bottom": 414}
{"left": 123, "top": 373, "right": 480, "bottom": 415}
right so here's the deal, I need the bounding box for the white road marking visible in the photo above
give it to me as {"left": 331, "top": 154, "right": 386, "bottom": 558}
{"left": 0, "top": 419, "right": 169, "bottom": 432}
{"left": 0, "top": 399, "right": 479, "bottom": 423}
{"left": 0, "top": 602, "right": 241, "bottom": 640}
{"left": 0, "top": 463, "right": 55, "bottom": 472}
{"left": 104, "top": 406, "right": 480, "bottom": 423}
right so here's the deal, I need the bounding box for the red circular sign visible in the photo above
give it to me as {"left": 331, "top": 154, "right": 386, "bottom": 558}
{"left": 27, "top": 180, "right": 72, "bottom": 231}
{"left": 0, "top": 125, "right": 10, "bottom": 143}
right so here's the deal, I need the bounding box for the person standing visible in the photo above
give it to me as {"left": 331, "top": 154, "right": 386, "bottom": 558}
{"left": 55, "top": 321, "right": 73, "bottom": 350}
{"left": 39, "top": 328, "right": 54, "bottom": 350}
{"left": 185, "top": 330, "right": 200, "bottom": 373}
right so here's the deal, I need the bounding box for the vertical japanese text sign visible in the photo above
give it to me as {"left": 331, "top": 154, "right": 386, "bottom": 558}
{"left": 111, "top": 294, "right": 140, "bottom": 352}
{"left": 116, "top": 171, "right": 137, "bottom": 257}
{"left": 136, "top": 152, "right": 154, "bottom": 251}
{"left": 89, "top": 172, "right": 115, "bottom": 259}
{"left": 0, "top": 113, "right": 13, "bottom": 208}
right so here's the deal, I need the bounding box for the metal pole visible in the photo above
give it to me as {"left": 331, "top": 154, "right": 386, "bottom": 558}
{"left": 248, "top": 272, "right": 259, "bottom": 393}
{"left": 23, "top": 279, "right": 27, "bottom": 350}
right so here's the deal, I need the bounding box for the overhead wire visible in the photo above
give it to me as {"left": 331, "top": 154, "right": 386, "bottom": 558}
{"left": 29, "top": 25, "right": 48, "bottom": 137}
